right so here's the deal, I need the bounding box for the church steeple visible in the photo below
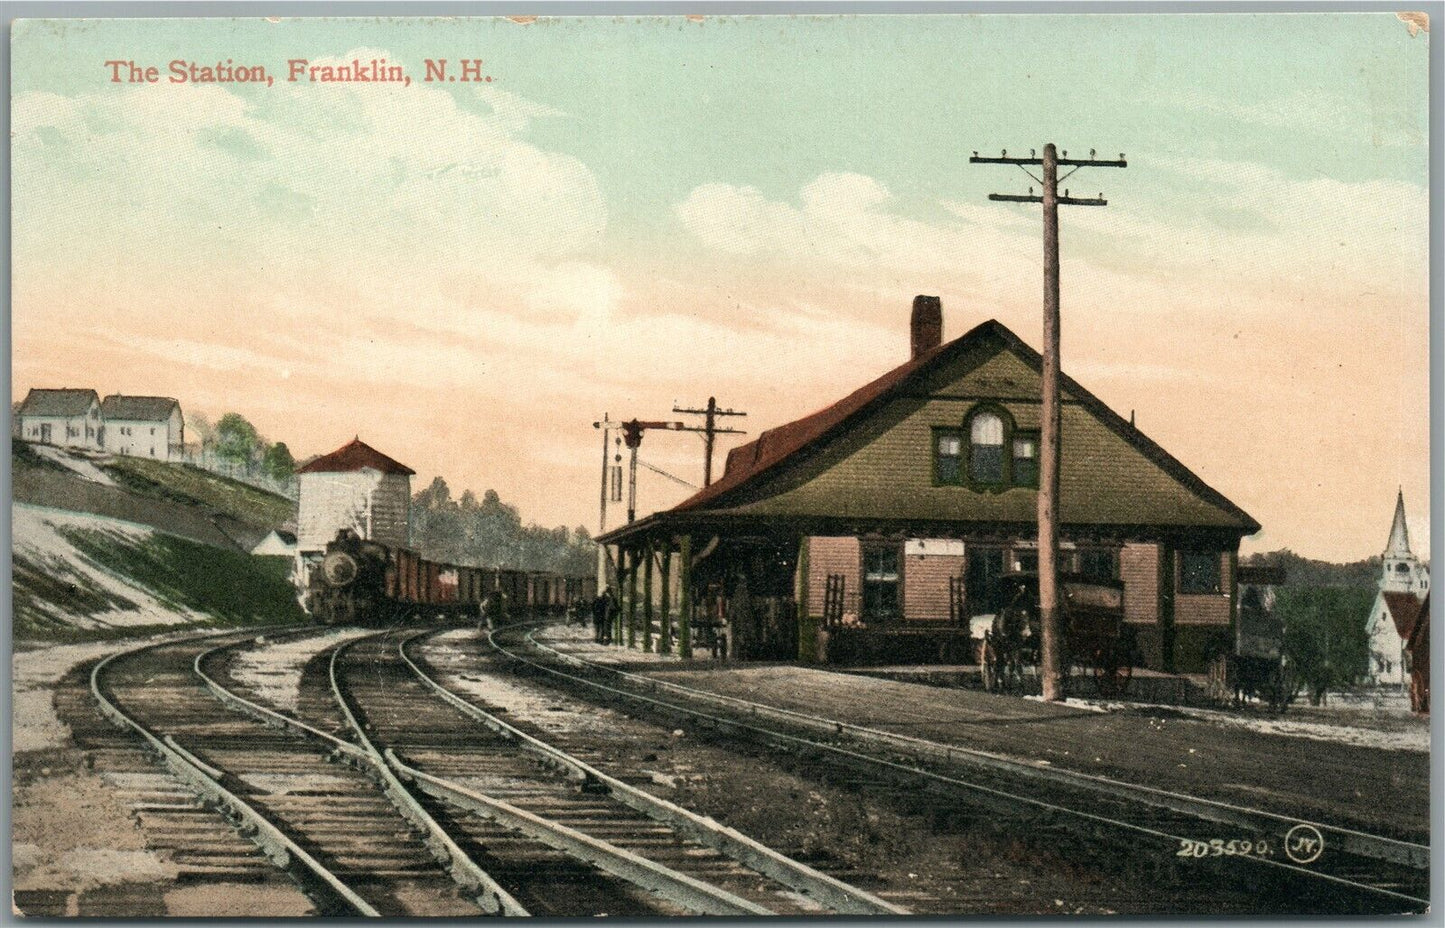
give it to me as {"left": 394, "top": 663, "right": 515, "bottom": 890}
{"left": 1385, "top": 488, "right": 1412, "bottom": 559}
{"left": 1380, "top": 489, "right": 1426, "bottom": 595}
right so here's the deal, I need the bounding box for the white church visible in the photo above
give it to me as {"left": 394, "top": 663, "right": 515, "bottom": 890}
{"left": 1364, "top": 490, "right": 1429, "bottom": 689}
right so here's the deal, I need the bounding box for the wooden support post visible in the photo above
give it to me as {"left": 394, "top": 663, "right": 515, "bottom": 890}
{"left": 796, "top": 535, "right": 812, "bottom": 662}
{"left": 614, "top": 548, "right": 628, "bottom": 646}
{"left": 643, "top": 541, "right": 655, "bottom": 653}
{"left": 678, "top": 534, "right": 692, "bottom": 660}
{"left": 626, "top": 547, "right": 638, "bottom": 648}
{"left": 659, "top": 547, "right": 673, "bottom": 655}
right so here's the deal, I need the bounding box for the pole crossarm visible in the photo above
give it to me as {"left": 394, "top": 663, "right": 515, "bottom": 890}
{"left": 989, "top": 193, "right": 1109, "bottom": 205}
{"left": 971, "top": 153, "right": 1126, "bottom": 168}
{"left": 673, "top": 396, "right": 749, "bottom": 488}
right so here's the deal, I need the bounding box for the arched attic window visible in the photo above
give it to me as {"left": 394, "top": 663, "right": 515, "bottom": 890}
{"left": 967, "top": 407, "right": 1007, "bottom": 487}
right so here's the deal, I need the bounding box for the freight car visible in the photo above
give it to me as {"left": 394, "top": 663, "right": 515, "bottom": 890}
{"left": 303, "top": 528, "right": 596, "bottom": 626}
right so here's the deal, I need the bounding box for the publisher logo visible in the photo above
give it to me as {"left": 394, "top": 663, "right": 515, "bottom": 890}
{"left": 1284, "top": 824, "right": 1325, "bottom": 864}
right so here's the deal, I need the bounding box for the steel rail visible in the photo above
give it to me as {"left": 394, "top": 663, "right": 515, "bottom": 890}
{"left": 520, "top": 624, "right": 1429, "bottom": 866}
{"left": 326, "top": 634, "right": 528, "bottom": 916}
{"left": 332, "top": 631, "right": 774, "bottom": 916}
{"left": 90, "top": 628, "right": 380, "bottom": 917}
{"left": 387, "top": 751, "right": 772, "bottom": 916}
{"left": 204, "top": 631, "right": 768, "bottom": 916}
{"left": 493, "top": 623, "right": 1429, "bottom": 908}
{"left": 399, "top": 629, "right": 907, "bottom": 916}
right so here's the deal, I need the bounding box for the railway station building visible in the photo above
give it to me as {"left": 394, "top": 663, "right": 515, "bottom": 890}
{"left": 599, "top": 297, "right": 1260, "bottom": 674}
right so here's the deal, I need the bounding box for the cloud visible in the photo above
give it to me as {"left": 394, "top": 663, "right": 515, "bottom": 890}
{"left": 675, "top": 172, "right": 995, "bottom": 276}
{"left": 11, "top": 48, "right": 606, "bottom": 279}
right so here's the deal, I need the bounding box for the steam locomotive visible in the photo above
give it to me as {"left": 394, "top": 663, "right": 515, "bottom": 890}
{"left": 303, "top": 528, "right": 596, "bottom": 626}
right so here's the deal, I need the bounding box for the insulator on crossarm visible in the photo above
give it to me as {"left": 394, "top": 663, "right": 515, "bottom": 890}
{"left": 1090, "top": 149, "right": 1096, "bottom": 158}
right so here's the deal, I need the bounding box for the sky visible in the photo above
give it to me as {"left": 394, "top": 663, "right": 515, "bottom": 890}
{"left": 10, "top": 14, "right": 1431, "bottom": 562}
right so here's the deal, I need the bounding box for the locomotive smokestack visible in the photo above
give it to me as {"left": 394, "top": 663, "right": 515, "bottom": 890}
{"left": 911, "top": 295, "right": 943, "bottom": 359}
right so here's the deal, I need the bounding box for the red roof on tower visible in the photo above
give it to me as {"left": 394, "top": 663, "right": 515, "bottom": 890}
{"left": 297, "top": 438, "right": 415, "bottom": 476}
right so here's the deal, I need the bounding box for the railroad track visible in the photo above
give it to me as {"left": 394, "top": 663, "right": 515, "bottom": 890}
{"left": 216, "top": 625, "right": 906, "bottom": 916}
{"left": 38, "top": 629, "right": 317, "bottom": 917}
{"left": 488, "top": 621, "right": 1431, "bottom": 914}
{"left": 92, "top": 628, "right": 493, "bottom": 917}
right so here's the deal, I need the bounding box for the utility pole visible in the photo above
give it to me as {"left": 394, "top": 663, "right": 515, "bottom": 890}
{"left": 971, "top": 143, "right": 1126, "bottom": 702}
{"left": 592, "top": 413, "right": 614, "bottom": 587}
{"left": 672, "top": 397, "right": 747, "bottom": 486}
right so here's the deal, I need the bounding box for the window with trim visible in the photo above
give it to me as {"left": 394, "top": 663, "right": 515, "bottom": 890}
{"left": 934, "top": 430, "right": 963, "bottom": 484}
{"left": 862, "top": 545, "right": 902, "bottom": 621}
{"left": 969, "top": 411, "right": 1005, "bottom": 485}
{"left": 1012, "top": 433, "right": 1039, "bottom": 487}
{"left": 1078, "top": 548, "right": 1118, "bottom": 581}
{"left": 1179, "top": 550, "right": 1221, "bottom": 594}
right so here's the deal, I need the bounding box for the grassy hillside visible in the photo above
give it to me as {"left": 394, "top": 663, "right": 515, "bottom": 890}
{"left": 13, "top": 505, "right": 304, "bottom": 645}
{"left": 100, "top": 456, "right": 294, "bottom": 528}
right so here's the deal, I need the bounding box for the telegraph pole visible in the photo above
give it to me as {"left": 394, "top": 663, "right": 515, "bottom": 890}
{"left": 672, "top": 397, "right": 747, "bottom": 486}
{"left": 592, "top": 414, "right": 614, "bottom": 586}
{"left": 971, "top": 143, "right": 1126, "bottom": 702}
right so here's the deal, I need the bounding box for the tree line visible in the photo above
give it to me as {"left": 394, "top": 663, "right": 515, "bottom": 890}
{"left": 1242, "top": 549, "right": 1379, "bottom": 700}
{"left": 188, "top": 412, "right": 297, "bottom": 481}
{"left": 410, "top": 476, "right": 596, "bottom": 575}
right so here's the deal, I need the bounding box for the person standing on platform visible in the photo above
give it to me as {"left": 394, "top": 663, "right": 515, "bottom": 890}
{"left": 592, "top": 590, "right": 610, "bottom": 643}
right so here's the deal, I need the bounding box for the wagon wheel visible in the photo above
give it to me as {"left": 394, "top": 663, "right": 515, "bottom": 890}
{"left": 1000, "top": 648, "right": 1024, "bottom": 694}
{"left": 1093, "top": 655, "right": 1133, "bottom": 698}
{"left": 977, "top": 636, "right": 998, "bottom": 693}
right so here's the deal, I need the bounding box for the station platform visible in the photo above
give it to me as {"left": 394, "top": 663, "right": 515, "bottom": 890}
{"left": 534, "top": 625, "right": 1429, "bottom": 841}
{"left": 836, "top": 664, "right": 1205, "bottom": 705}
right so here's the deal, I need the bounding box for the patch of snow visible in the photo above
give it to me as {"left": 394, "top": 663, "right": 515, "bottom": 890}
{"left": 1071, "top": 698, "right": 1429, "bottom": 754}
{"left": 12, "top": 503, "right": 205, "bottom": 630}
{"left": 226, "top": 628, "right": 374, "bottom": 712}
{"left": 12, "top": 635, "right": 180, "bottom": 752}
{"left": 426, "top": 630, "right": 628, "bottom": 735}
{"left": 31, "top": 445, "right": 117, "bottom": 486}
{"left": 1022, "top": 695, "right": 1109, "bottom": 713}
{"left": 236, "top": 772, "right": 358, "bottom": 795}
{"left": 536, "top": 621, "right": 696, "bottom": 663}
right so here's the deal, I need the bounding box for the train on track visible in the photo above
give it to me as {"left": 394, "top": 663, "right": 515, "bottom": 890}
{"left": 303, "top": 528, "right": 597, "bottom": 626}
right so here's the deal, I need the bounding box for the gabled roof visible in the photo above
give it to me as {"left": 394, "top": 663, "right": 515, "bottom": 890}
{"left": 1405, "top": 592, "right": 1429, "bottom": 652}
{"left": 1381, "top": 591, "right": 1424, "bottom": 641}
{"left": 678, "top": 340, "right": 946, "bottom": 513}
{"left": 668, "top": 318, "right": 1258, "bottom": 533}
{"left": 19, "top": 388, "right": 99, "bottom": 418}
{"left": 297, "top": 438, "right": 415, "bottom": 476}
{"left": 100, "top": 394, "right": 180, "bottom": 422}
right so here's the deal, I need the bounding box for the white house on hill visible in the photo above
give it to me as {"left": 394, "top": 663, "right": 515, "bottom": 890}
{"left": 100, "top": 395, "right": 184, "bottom": 460}
{"left": 1365, "top": 490, "right": 1430, "bottom": 688}
{"left": 17, "top": 388, "right": 102, "bottom": 451}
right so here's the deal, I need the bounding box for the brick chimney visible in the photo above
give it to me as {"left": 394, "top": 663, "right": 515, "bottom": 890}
{"left": 910, "top": 295, "right": 942, "bottom": 359}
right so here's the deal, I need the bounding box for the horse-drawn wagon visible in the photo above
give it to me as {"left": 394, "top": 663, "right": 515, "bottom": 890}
{"left": 974, "top": 570, "right": 1141, "bottom": 697}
